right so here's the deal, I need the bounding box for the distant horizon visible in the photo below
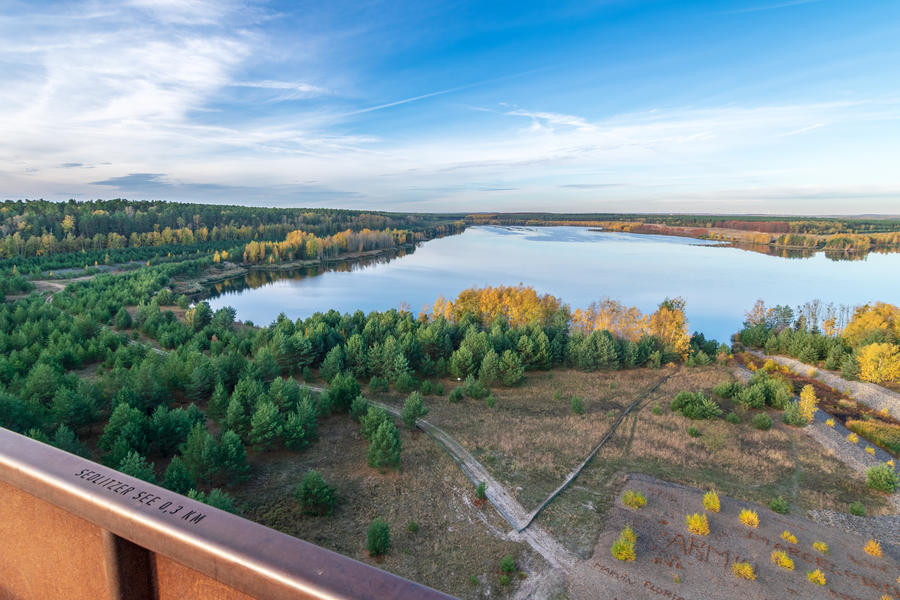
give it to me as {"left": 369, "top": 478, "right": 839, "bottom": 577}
{"left": 4, "top": 197, "right": 900, "bottom": 219}
{"left": 2, "top": 1, "right": 899, "bottom": 213}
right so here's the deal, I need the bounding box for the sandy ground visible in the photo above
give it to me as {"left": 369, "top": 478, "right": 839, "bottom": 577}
{"left": 570, "top": 473, "right": 900, "bottom": 600}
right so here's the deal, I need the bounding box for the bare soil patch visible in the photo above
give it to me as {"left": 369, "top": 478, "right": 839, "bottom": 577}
{"left": 570, "top": 473, "right": 900, "bottom": 600}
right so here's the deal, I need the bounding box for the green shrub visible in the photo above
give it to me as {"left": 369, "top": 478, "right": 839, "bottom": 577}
{"left": 366, "top": 518, "right": 391, "bottom": 556}
{"left": 670, "top": 391, "right": 722, "bottom": 420}
{"left": 736, "top": 384, "right": 766, "bottom": 409}
{"left": 499, "top": 574, "right": 510, "bottom": 586}
{"left": 462, "top": 375, "right": 488, "bottom": 399}
{"left": 570, "top": 396, "right": 584, "bottom": 415}
{"left": 393, "top": 371, "right": 418, "bottom": 394}
{"left": 349, "top": 395, "right": 369, "bottom": 421}
{"left": 781, "top": 400, "right": 807, "bottom": 427}
{"left": 476, "top": 481, "right": 487, "bottom": 500}
{"left": 485, "top": 394, "right": 496, "bottom": 408}
{"left": 688, "top": 426, "right": 701, "bottom": 438}
{"left": 725, "top": 412, "right": 740, "bottom": 424}
{"left": 407, "top": 520, "right": 419, "bottom": 534}
{"left": 294, "top": 470, "right": 337, "bottom": 516}
{"left": 849, "top": 501, "right": 866, "bottom": 516}
{"left": 769, "top": 496, "right": 789, "bottom": 514}
{"left": 752, "top": 412, "right": 773, "bottom": 431}
{"left": 469, "top": 576, "right": 478, "bottom": 586}
{"left": 434, "top": 382, "right": 445, "bottom": 396}
{"left": 500, "top": 554, "right": 516, "bottom": 573}
{"left": 188, "top": 488, "right": 238, "bottom": 513}
{"left": 713, "top": 380, "right": 741, "bottom": 398}
{"left": 866, "top": 463, "right": 899, "bottom": 493}
{"left": 368, "top": 376, "right": 389, "bottom": 393}
{"left": 420, "top": 380, "right": 434, "bottom": 396}
{"left": 651, "top": 405, "right": 663, "bottom": 416}
{"left": 449, "top": 388, "right": 464, "bottom": 403}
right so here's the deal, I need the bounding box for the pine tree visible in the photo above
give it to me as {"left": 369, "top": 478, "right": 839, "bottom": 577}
{"left": 249, "top": 401, "right": 282, "bottom": 450}
{"left": 367, "top": 420, "right": 402, "bottom": 470}
{"left": 401, "top": 391, "right": 428, "bottom": 430}
{"left": 478, "top": 349, "right": 500, "bottom": 386}
{"left": 118, "top": 450, "right": 156, "bottom": 484}
{"left": 498, "top": 350, "right": 524, "bottom": 386}
{"left": 225, "top": 396, "right": 250, "bottom": 439}
{"left": 283, "top": 400, "right": 318, "bottom": 451}
{"left": 294, "top": 470, "right": 337, "bottom": 516}
{"left": 181, "top": 423, "right": 218, "bottom": 482}
{"left": 208, "top": 381, "right": 229, "bottom": 421}
{"left": 218, "top": 430, "right": 249, "bottom": 483}
{"left": 319, "top": 345, "right": 344, "bottom": 382}
{"left": 366, "top": 518, "right": 391, "bottom": 556}
{"left": 360, "top": 406, "right": 390, "bottom": 441}
{"left": 163, "top": 456, "right": 194, "bottom": 494}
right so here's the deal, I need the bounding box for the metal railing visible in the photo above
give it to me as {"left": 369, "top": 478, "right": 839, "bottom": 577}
{"left": 0, "top": 427, "right": 454, "bottom": 600}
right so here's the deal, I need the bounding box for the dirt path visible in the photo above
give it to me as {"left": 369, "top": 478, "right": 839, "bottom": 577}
{"left": 370, "top": 399, "right": 578, "bottom": 572}
{"left": 520, "top": 374, "right": 670, "bottom": 530}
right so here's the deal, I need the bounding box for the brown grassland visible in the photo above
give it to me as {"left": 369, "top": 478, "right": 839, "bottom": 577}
{"left": 373, "top": 365, "right": 891, "bottom": 558}
{"left": 373, "top": 369, "right": 654, "bottom": 511}
{"left": 529, "top": 366, "right": 892, "bottom": 557}
{"left": 228, "top": 364, "right": 892, "bottom": 595}
{"left": 230, "top": 413, "right": 536, "bottom": 600}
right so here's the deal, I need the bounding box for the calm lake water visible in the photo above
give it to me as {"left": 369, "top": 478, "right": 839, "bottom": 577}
{"left": 206, "top": 226, "right": 900, "bottom": 342}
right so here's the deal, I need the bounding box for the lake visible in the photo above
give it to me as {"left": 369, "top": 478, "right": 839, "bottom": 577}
{"left": 206, "top": 226, "right": 900, "bottom": 342}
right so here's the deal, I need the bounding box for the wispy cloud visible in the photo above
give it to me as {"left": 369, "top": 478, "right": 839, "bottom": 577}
{"left": 723, "top": 0, "right": 824, "bottom": 14}
{"left": 231, "top": 80, "right": 330, "bottom": 101}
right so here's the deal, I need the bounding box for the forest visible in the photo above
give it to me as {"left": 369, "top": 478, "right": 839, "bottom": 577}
{"left": 0, "top": 199, "right": 465, "bottom": 271}
{"left": 2, "top": 198, "right": 898, "bottom": 516}
{"left": 0, "top": 230, "right": 712, "bottom": 511}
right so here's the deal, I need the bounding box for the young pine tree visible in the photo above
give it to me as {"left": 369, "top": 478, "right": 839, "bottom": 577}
{"left": 162, "top": 456, "right": 195, "bottom": 494}
{"left": 249, "top": 401, "right": 283, "bottom": 451}
{"left": 400, "top": 392, "right": 428, "bottom": 430}
{"left": 367, "top": 420, "right": 402, "bottom": 471}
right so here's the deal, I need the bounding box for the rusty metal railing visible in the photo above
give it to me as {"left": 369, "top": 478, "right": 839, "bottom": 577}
{"left": 0, "top": 427, "right": 454, "bottom": 600}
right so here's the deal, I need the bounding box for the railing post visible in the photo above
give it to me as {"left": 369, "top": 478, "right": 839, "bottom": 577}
{"left": 102, "top": 529, "right": 155, "bottom": 600}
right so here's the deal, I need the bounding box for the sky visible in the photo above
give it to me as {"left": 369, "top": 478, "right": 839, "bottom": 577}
{"left": 1, "top": 0, "right": 899, "bottom": 214}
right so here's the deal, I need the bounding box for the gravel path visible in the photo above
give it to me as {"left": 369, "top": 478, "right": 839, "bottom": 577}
{"left": 804, "top": 410, "right": 900, "bottom": 512}
{"left": 734, "top": 356, "right": 900, "bottom": 541}
{"left": 747, "top": 349, "right": 900, "bottom": 420}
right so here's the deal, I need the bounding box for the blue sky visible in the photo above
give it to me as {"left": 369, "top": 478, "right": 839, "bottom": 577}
{"left": 1, "top": 0, "right": 899, "bottom": 213}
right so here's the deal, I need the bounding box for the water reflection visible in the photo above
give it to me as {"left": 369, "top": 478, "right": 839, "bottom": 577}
{"left": 207, "top": 247, "right": 413, "bottom": 298}
{"left": 205, "top": 226, "right": 900, "bottom": 341}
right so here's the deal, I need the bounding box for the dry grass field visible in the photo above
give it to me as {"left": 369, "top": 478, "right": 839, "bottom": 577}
{"left": 228, "top": 363, "right": 894, "bottom": 595}
{"left": 531, "top": 366, "right": 892, "bottom": 557}
{"left": 230, "top": 413, "right": 543, "bottom": 600}
{"left": 372, "top": 369, "right": 660, "bottom": 511}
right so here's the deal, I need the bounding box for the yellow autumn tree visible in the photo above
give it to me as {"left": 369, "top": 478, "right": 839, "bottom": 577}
{"left": 843, "top": 303, "right": 900, "bottom": 347}
{"left": 571, "top": 299, "right": 648, "bottom": 341}
{"left": 61, "top": 214, "right": 76, "bottom": 234}
{"left": 648, "top": 298, "right": 691, "bottom": 359}
{"left": 799, "top": 385, "right": 818, "bottom": 422}
{"left": 436, "top": 285, "right": 565, "bottom": 328}
{"left": 857, "top": 343, "right": 900, "bottom": 384}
